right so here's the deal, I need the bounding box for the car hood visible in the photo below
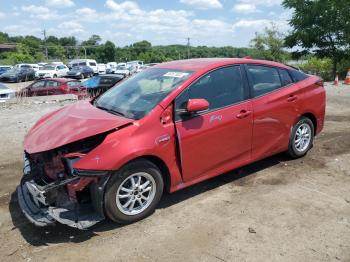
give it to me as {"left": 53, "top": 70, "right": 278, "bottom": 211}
{"left": 115, "top": 70, "right": 129, "bottom": 74}
{"left": 37, "top": 70, "right": 55, "bottom": 74}
{"left": 67, "top": 70, "right": 81, "bottom": 74}
{"left": 0, "top": 89, "right": 15, "bottom": 95}
{"left": 0, "top": 72, "right": 17, "bottom": 77}
{"left": 24, "top": 100, "right": 133, "bottom": 154}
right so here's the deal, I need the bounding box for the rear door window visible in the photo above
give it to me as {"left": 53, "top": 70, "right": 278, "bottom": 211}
{"left": 279, "top": 69, "right": 293, "bottom": 86}
{"left": 46, "top": 80, "right": 59, "bottom": 87}
{"left": 89, "top": 62, "right": 97, "bottom": 66}
{"left": 289, "top": 69, "right": 309, "bottom": 82}
{"left": 31, "top": 81, "right": 46, "bottom": 89}
{"left": 246, "top": 65, "right": 282, "bottom": 97}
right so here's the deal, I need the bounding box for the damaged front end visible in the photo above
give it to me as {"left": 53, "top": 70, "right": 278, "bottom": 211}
{"left": 17, "top": 133, "right": 111, "bottom": 229}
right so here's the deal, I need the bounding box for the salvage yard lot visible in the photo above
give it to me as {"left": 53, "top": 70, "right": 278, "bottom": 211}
{"left": 0, "top": 83, "right": 349, "bottom": 262}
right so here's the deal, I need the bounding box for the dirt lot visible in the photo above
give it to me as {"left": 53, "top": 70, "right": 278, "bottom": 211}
{"left": 0, "top": 82, "right": 349, "bottom": 262}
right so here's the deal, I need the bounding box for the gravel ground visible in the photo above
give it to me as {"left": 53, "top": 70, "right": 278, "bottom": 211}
{"left": 0, "top": 82, "right": 349, "bottom": 262}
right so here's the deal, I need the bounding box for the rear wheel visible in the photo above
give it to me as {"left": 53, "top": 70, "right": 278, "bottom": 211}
{"left": 53, "top": 74, "right": 57, "bottom": 78}
{"left": 287, "top": 117, "right": 314, "bottom": 158}
{"left": 80, "top": 74, "right": 84, "bottom": 79}
{"left": 104, "top": 159, "right": 164, "bottom": 224}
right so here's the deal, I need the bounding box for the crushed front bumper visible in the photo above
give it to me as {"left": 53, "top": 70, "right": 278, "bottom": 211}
{"left": 17, "top": 176, "right": 108, "bottom": 229}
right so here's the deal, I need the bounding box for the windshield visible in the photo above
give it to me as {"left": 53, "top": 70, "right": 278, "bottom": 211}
{"left": 95, "top": 68, "right": 193, "bottom": 119}
{"left": 72, "top": 66, "right": 82, "bottom": 70}
{"left": 7, "top": 68, "right": 19, "bottom": 74}
{"left": 43, "top": 65, "right": 56, "bottom": 70}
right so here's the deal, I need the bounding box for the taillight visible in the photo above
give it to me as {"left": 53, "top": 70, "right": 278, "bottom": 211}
{"left": 315, "top": 79, "right": 324, "bottom": 86}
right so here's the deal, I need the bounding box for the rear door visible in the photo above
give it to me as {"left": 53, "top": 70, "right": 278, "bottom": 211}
{"left": 30, "top": 80, "right": 46, "bottom": 96}
{"left": 44, "top": 80, "right": 60, "bottom": 95}
{"left": 245, "top": 64, "right": 302, "bottom": 160}
{"left": 175, "top": 65, "right": 252, "bottom": 182}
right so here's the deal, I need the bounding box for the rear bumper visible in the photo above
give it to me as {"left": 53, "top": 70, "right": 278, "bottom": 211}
{"left": 17, "top": 175, "right": 109, "bottom": 229}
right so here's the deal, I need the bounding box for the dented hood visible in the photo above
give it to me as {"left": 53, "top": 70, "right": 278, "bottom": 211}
{"left": 24, "top": 101, "right": 133, "bottom": 154}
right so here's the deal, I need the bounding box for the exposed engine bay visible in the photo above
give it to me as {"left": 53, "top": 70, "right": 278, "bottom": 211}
{"left": 17, "top": 132, "right": 111, "bottom": 229}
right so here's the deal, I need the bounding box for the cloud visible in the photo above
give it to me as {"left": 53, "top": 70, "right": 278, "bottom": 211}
{"left": 46, "top": 0, "right": 75, "bottom": 7}
{"left": 21, "top": 5, "right": 59, "bottom": 20}
{"left": 179, "top": 0, "right": 222, "bottom": 10}
{"left": 58, "top": 21, "right": 84, "bottom": 33}
{"left": 237, "top": 0, "right": 282, "bottom": 7}
{"left": 233, "top": 4, "right": 259, "bottom": 14}
{"left": 75, "top": 7, "right": 97, "bottom": 16}
{"left": 105, "top": 0, "right": 140, "bottom": 12}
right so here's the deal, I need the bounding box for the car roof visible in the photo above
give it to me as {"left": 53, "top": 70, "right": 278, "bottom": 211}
{"left": 154, "top": 58, "right": 291, "bottom": 72}
{"left": 37, "top": 78, "right": 79, "bottom": 83}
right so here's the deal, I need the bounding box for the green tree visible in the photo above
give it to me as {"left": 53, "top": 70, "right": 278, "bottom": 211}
{"left": 250, "top": 24, "right": 288, "bottom": 62}
{"left": 96, "top": 41, "right": 116, "bottom": 63}
{"left": 82, "top": 34, "right": 102, "bottom": 46}
{"left": 132, "top": 40, "right": 152, "bottom": 56}
{"left": 283, "top": 0, "right": 350, "bottom": 77}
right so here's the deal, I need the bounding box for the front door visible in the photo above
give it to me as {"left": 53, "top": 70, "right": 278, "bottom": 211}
{"left": 175, "top": 65, "right": 252, "bottom": 182}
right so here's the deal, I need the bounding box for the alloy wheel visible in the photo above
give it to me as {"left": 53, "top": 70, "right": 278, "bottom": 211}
{"left": 116, "top": 172, "right": 156, "bottom": 216}
{"left": 294, "top": 123, "right": 311, "bottom": 152}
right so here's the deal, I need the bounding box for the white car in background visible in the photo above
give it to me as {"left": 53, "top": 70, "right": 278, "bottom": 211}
{"left": 97, "top": 63, "right": 107, "bottom": 74}
{"left": 0, "top": 83, "right": 16, "bottom": 102}
{"left": 35, "top": 64, "right": 69, "bottom": 79}
{"left": 68, "top": 59, "right": 98, "bottom": 74}
{"left": 114, "top": 64, "right": 131, "bottom": 77}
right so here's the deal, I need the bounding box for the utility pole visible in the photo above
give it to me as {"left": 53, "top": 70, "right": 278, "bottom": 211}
{"left": 42, "top": 29, "right": 48, "bottom": 61}
{"left": 186, "top": 37, "right": 190, "bottom": 59}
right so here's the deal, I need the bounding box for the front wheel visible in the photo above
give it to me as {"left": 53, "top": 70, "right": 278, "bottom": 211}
{"left": 104, "top": 159, "right": 164, "bottom": 224}
{"left": 287, "top": 117, "right": 314, "bottom": 158}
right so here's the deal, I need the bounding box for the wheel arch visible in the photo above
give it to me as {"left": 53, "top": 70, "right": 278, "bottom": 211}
{"left": 122, "top": 155, "right": 171, "bottom": 193}
{"left": 300, "top": 112, "right": 317, "bottom": 135}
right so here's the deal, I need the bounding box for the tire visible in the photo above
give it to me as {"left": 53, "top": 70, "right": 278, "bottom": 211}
{"left": 80, "top": 74, "right": 84, "bottom": 79}
{"left": 287, "top": 117, "right": 314, "bottom": 158}
{"left": 53, "top": 74, "right": 57, "bottom": 78}
{"left": 104, "top": 159, "right": 164, "bottom": 224}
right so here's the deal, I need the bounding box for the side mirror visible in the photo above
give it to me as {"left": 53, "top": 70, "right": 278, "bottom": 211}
{"left": 186, "top": 98, "right": 209, "bottom": 113}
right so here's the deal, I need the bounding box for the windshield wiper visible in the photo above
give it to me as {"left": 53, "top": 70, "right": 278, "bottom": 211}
{"left": 96, "top": 105, "right": 126, "bottom": 117}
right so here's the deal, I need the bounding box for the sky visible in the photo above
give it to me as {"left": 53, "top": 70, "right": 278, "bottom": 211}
{"left": 0, "top": 0, "right": 292, "bottom": 47}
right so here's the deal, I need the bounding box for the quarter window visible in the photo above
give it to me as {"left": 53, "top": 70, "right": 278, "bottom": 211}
{"left": 246, "top": 65, "right": 282, "bottom": 97}
{"left": 175, "top": 66, "right": 245, "bottom": 118}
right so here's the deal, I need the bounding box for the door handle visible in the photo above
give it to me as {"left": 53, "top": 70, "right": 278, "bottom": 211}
{"left": 287, "top": 95, "right": 297, "bottom": 102}
{"left": 236, "top": 110, "right": 251, "bottom": 119}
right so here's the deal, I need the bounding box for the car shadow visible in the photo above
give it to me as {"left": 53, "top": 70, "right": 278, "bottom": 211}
{"left": 9, "top": 153, "right": 292, "bottom": 246}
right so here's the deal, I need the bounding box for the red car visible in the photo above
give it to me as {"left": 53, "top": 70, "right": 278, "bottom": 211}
{"left": 18, "top": 58, "right": 325, "bottom": 229}
{"left": 18, "top": 78, "right": 86, "bottom": 98}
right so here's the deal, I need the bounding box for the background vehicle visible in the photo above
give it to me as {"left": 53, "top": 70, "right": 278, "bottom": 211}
{"left": 97, "top": 63, "right": 107, "bottom": 74}
{"left": 18, "top": 78, "right": 85, "bottom": 97}
{"left": 68, "top": 59, "right": 98, "bottom": 74}
{"left": 83, "top": 74, "right": 124, "bottom": 96}
{"left": 65, "top": 66, "right": 94, "bottom": 79}
{"left": 0, "top": 67, "right": 35, "bottom": 82}
{"left": 113, "top": 64, "right": 131, "bottom": 77}
{"left": 0, "top": 83, "right": 16, "bottom": 102}
{"left": 0, "top": 65, "right": 12, "bottom": 75}
{"left": 18, "top": 58, "right": 325, "bottom": 229}
{"left": 36, "top": 64, "right": 69, "bottom": 78}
